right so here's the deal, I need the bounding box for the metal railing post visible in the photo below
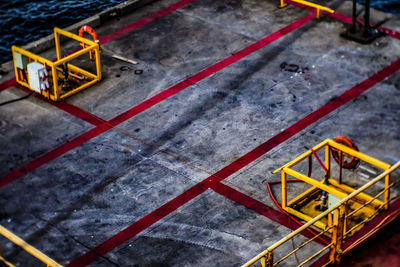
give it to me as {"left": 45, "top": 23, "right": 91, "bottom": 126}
{"left": 281, "top": 171, "right": 287, "bottom": 209}
{"left": 384, "top": 174, "right": 391, "bottom": 210}
{"left": 278, "top": 0, "right": 288, "bottom": 8}
{"left": 329, "top": 206, "right": 345, "bottom": 266}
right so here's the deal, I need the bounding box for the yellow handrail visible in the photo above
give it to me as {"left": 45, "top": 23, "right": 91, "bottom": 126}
{"left": 279, "top": 0, "right": 334, "bottom": 19}
{"left": 0, "top": 225, "right": 62, "bottom": 267}
{"left": 243, "top": 161, "right": 400, "bottom": 266}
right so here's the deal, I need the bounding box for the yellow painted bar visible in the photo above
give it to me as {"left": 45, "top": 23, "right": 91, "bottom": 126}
{"left": 289, "top": 0, "right": 334, "bottom": 13}
{"left": 0, "top": 225, "right": 62, "bottom": 267}
{"left": 287, "top": 186, "right": 318, "bottom": 207}
{"left": 54, "top": 45, "right": 96, "bottom": 65}
{"left": 325, "top": 145, "right": 330, "bottom": 177}
{"left": 272, "top": 139, "right": 330, "bottom": 174}
{"left": 328, "top": 140, "right": 391, "bottom": 170}
{"left": 384, "top": 174, "right": 390, "bottom": 210}
{"left": 281, "top": 171, "right": 287, "bottom": 209}
{"left": 286, "top": 207, "right": 327, "bottom": 229}
{"left": 95, "top": 48, "right": 102, "bottom": 80}
{"left": 54, "top": 30, "right": 62, "bottom": 61}
{"left": 284, "top": 167, "right": 348, "bottom": 199}
{"left": 11, "top": 46, "right": 21, "bottom": 84}
{"left": 328, "top": 179, "right": 383, "bottom": 207}
{"left": 0, "top": 255, "right": 15, "bottom": 267}
{"left": 60, "top": 79, "right": 98, "bottom": 100}
{"left": 51, "top": 65, "right": 59, "bottom": 101}
{"left": 54, "top": 27, "right": 97, "bottom": 46}
{"left": 12, "top": 46, "right": 53, "bottom": 66}
{"left": 243, "top": 161, "right": 400, "bottom": 267}
{"left": 279, "top": 0, "right": 288, "bottom": 8}
{"left": 68, "top": 64, "right": 97, "bottom": 80}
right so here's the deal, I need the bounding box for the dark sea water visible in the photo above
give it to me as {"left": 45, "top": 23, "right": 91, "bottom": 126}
{"left": 0, "top": 0, "right": 124, "bottom": 64}
{"left": 0, "top": 0, "right": 399, "bottom": 64}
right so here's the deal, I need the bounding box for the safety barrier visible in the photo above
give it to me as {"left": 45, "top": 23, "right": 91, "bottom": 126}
{"left": 0, "top": 225, "right": 62, "bottom": 266}
{"left": 279, "top": 0, "right": 334, "bottom": 19}
{"left": 12, "top": 27, "right": 101, "bottom": 101}
{"left": 243, "top": 159, "right": 400, "bottom": 266}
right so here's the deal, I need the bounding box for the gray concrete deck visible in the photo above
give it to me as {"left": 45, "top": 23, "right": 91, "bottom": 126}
{"left": 0, "top": 0, "right": 400, "bottom": 266}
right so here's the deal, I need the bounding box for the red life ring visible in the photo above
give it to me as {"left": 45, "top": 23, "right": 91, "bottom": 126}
{"left": 78, "top": 26, "right": 100, "bottom": 59}
{"left": 79, "top": 25, "right": 99, "bottom": 43}
{"left": 331, "top": 136, "right": 360, "bottom": 169}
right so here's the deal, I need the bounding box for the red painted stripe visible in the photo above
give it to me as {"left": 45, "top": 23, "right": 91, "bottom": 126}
{"left": 0, "top": 125, "right": 109, "bottom": 188}
{"left": 284, "top": 0, "right": 400, "bottom": 40}
{"left": 67, "top": 56, "right": 400, "bottom": 265}
{"left": 16, "top": 85, "right": 106, "bottom": 126}
{"left": 326, "top": 11, "right": 400, "bottom": 40}
{"left": 66, "top": 180, "right": 210, "bottom": 266}
{"left": 100, "top": 0, "right": 197, "bottom": 44}
{"left": 1, "top": 14, "right": 314, "bottom": 187}
{"left": 0, "top": 78, "right": 16, "bottom": 92}
{"left": 208, "top": 180, "right": 330, "bottom": 245}
{"left": 211, "top": 57, "right": 400, "bottom": 182}
{"left": 109, "top": 13, "right": 315, "bottom": 126}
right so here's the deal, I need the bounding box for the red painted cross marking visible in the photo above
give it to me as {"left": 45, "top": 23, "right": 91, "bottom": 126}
{"left": 67, "top": 54, "right": 400, "bottom": 266}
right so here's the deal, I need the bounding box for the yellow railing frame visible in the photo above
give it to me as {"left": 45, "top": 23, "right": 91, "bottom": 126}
{"left": 12, "top": 27, "right": 101, "bottom": 101}
{"left": 279, "top": 0, "right": 335, "bottom": 19}
{"left": 0, "top": 225, "right": 62, "bottom": 267}
{"left": 242, "top": 161, "right": 400, "bottom": 267}
{"left": 276, "top": 139, "right": 392, "bottom": 215}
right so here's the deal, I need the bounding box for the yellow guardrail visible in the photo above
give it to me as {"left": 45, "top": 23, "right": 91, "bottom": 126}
{"left": 0, "top": 225, "right": 62, "bottom": 266}
{"left": 12, "top": 27, "right": 101, "bottom": 101}
{"left": 243, "top": 160, "right": 400, "bottom": 267}
{"left": 279, "top": 0, "right": 335, "bottom": 19}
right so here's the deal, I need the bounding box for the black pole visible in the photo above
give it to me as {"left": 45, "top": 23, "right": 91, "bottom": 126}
{"left": 352, "top": 0, "right": 357, "bottom": 33}
{"left": 364, "top": 0, "right": 371, "bottom": 36}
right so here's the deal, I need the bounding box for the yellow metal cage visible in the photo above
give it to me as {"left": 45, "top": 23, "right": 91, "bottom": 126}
{"left": 12, "top": 27, "right": 101, "bottom": 101}
{"left": 273, "top": 139, "right": 391, "bottom": 233}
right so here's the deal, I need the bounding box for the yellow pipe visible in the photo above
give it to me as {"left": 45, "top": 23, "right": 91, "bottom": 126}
{"left": 272, "top": 139, "right": 330, "bottom": 174}
{"left": 95, "top": 47, "right": 102, "bottom": 80}
{"left": 242, "top": 161, "right": 400, "bottom": 267}
{"left": 328, "top": 179, "right": 383, "bottom": 207}
{"left": 67, "top": 64, "right": 97, "bottom": 80}
{"left": 384, "top": 174, "right": 390, "bottom": 210}
{"left": 11, "top": 46, "right": 21, "bottom": 84}
{"left": 325, "top": 145, "right": 330, "bottom": 178}
{"left": 54, "top": 30, "right": 62, "bottom": 61}
{"left": 12, "top": 46, "right": 53, "bottom": 67}
{"left": 284, "top": 167, "right": 348, "bottom": 199}
{"left": 60, "top": 79, "right": 98, "bottom": 100}
{"left": 289, "top": 0, "right": 334, "bottom": 13}
{"left": 0, "top": 225, "right": 62, "bottom": 267}
{"left": 328, "top": 140, "right": 390, "bottom": 170}
{"left": 279, "top": 0, "right": 288, "bottom": 8}
{"left": 54, "top": 27, "right": 97, "bottom": 46}
{"left": 55, "top": 45, "right": 96, "bottom": 65}
{"left": 51, "top": 65, "right": 59, "bottom": 101}
{"left": 0, "top": 256, "right": 15, "bottom": 267}
{"left": 281, "top": 171, "right": 287, "bottom": 209}
{"left": 286, "top": 207, "right": 327, "bottom": 229}
{"left": 287, "top": 186, "right": 318, "bottom": 207}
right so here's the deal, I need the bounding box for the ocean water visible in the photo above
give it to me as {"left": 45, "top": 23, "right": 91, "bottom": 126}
{"left": 0, "top": 0, "right": 124, "bottom": 64}
{"left": 0, "top": 0, "right": 399, "bottom": 64}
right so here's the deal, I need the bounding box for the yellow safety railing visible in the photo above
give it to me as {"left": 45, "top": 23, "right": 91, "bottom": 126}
{"left": 243, "top": 161, "right": 400, "bottom": 267}
{"left": 279, "top": 0, "right": 335, "bottom": 19}
{"left": 12, "top": 27, "right": 101, "bottom": 101}
{"left": 273, "top": 139, "right": 391, "bottom": 230}
{"left": 0, "top": 225, "right": 62, "bottom": 267}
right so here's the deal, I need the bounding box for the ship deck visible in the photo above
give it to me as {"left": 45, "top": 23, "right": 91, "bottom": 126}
{"left": 0, "top": 0, "right": 400, "bottom": 266}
